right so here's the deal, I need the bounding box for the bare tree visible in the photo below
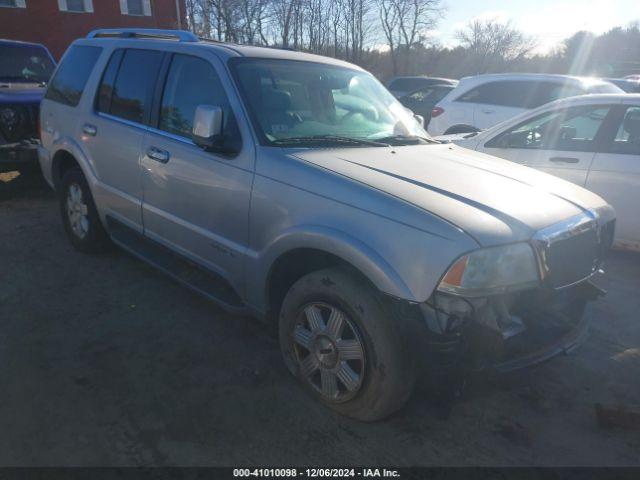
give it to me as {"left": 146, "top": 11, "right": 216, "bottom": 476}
{"left": 378, "top": 0, "right": 442, "bottom": 75}
{"left": 456, "top": 17, "right": 537, "bottom": 72}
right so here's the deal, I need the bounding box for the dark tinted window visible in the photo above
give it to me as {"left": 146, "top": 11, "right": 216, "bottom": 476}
{"left": 96, "top": 49, "right": 123, "bottom": 113}
{"left": 389, "top": 78, "right": 430, "bottom": 92}
{"left": 159, "top": 54, "right": 241, "bottom": 151}
{"left": 108, "top": 49, "right": 163, "bottom": 124}
{"left": 45, "top": 45, "right": 101, "bottom": 106}
{"left": 530, "top": 83, "right": 585, "bottom": 108}
{"left": 457, "top": 81, "right": 541, "bottom": 108}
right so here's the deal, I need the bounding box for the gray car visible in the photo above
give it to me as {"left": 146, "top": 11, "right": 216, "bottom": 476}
{"left": 39, "top": 29, "right": 615, "bottom": 421}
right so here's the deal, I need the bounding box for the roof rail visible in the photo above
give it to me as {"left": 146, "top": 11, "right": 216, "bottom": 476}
{"left": 87, "top": 29, "right": 199, "bottom": 43}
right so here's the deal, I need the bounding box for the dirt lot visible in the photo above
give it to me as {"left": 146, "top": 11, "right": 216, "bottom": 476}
{"left": 1, "top": 171, "right": 639, "bottom": 467}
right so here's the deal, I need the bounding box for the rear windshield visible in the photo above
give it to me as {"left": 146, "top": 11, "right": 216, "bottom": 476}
{"left": 45, "top": 45, "right": 102, "bottom": 107}
{"left": 388, "top": 78, "right": 430, "bottom": 91}
{"left": 0, "top": 44, "right": 55, "bottom": 84}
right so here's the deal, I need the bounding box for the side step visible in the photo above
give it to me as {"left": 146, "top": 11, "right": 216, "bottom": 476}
{"left": 107, "top": 218, "right": 247, "bottom": 314}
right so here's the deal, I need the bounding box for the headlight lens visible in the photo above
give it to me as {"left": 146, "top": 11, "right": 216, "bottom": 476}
{"left": 438, "top": 242, "right": 540, "bottom": 297}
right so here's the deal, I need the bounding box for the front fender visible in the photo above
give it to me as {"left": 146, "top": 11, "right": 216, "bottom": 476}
{"left": 245, "top": 225, "right": 416, "bottom": 312}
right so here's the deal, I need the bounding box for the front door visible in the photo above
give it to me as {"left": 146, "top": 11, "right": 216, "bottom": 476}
{"left": 140, "top": 53, "right": 253, "bottom": 289}
{"left": 480, "top": 104, "right": 615, "bottom": 186}
{"left": 586, "top": 105, "right": 640, "bottom": 249}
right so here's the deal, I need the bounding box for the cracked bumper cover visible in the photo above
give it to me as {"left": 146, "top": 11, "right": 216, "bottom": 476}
{"left": 397, "top": 279, "right": 605, "bottom": 374}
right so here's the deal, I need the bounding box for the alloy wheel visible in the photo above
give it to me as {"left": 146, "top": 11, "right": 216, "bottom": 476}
{"left": 292, "top": 302, "right": 366, "bottom": 403}
{"left": 66, "top": 183, "right": 89, "bottom": 239}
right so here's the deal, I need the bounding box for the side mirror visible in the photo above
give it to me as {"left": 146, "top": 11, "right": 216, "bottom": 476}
{"left": 192, "top": 105, "right": 223, "bottom": 149}
{"left": 414, "top": 114, "right": 425, "bottom": 128}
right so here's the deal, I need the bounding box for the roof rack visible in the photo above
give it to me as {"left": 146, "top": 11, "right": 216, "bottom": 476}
{"left": 87, "top": 29, "right": 199, "bottom": 43}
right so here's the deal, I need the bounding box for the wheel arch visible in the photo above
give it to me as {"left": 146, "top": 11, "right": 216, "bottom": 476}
{"left": 258, "top": 227, "right": 415, "bottom": 324}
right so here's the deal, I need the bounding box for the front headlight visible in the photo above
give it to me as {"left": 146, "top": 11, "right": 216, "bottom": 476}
{"left": 437, "top": 242, "right": 540, "bottom": 297}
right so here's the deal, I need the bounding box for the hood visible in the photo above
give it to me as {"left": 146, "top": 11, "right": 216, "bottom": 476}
{"left": 0, "top": 83, "right": 45, "bottom": 105}
{"left": 292, "top": 144, "right": 609, "bottom": 246}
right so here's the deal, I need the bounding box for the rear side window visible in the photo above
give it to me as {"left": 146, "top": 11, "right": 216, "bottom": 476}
{"left": 97, "top": 49, "right": 164, "bottom": 124}
{"left": 456, "top": 81, "right": 539, "bottom": 108}
{"left": 45, "top": 45, "right": 102, "bottom": 107}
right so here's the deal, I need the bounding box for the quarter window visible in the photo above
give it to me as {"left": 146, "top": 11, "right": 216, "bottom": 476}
{"left": 98, "top": 49, "right": 163, "bottom": 124}
{"left": 158, "top": 54, "right": 240, "bottom": 152}
{"left": 486, "top": 105, "right": 611, "bottom": 152}
{"left": 45, "top": 45, "right": 102, "bottom": 107}
{"left": 610, "top": 107, "right": 640, "bottom": 155}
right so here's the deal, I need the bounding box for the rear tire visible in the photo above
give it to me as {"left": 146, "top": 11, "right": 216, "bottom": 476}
{"left": 59, "top": 166, "right": 110, "bottom": 253}
{"left": 279, "top": 267, "right": 415, "bottom": 421}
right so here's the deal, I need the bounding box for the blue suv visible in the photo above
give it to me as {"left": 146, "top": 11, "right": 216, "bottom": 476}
{"left": 0, "top": 39, "right": 55, "bottom": 174}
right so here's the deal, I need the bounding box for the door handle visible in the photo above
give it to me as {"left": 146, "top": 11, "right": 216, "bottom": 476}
{"left": 549, "top": 156, "right": 579, "bottom": 164}
{"left": 146, "top": 146, "right": 170, "bottom": 163}
{"left": 481, "top": 109, "right": 495, "bottom": 114}
{"left": 82, "top": 124, "right": 97, "bottom": 136}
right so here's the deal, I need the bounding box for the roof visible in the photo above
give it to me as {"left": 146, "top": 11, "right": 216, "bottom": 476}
{"left": 458, "top": 73, "right": 613, "bottom": 86}
{"left": 0, "top": 38, "right": 49, "bottom": 49}
{"left": 80, "top": 28, "right": 364, "bottom": 71}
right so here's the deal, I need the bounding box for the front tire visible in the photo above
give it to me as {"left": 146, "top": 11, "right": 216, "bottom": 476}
{"left": 279, "top": 267, "right": 415, "bottom": 421}
{"left": 59, "top": 166, "right": 110, "bottom": 253}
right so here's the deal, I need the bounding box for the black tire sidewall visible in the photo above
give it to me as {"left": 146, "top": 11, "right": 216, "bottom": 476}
{"left": 59, "top": 167, "right": 109, "bottom": 253}
{"left": 279, "top": 267, "right": 415, "bottom": 421}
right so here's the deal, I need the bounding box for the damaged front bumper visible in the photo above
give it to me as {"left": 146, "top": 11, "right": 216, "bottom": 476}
{"left": 400, "top": 279, "right": 605, "bottom": 375}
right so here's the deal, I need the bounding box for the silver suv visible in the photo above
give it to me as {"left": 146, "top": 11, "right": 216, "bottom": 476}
{"left": 39, "top": 29, "right": 616, "bottom": 421}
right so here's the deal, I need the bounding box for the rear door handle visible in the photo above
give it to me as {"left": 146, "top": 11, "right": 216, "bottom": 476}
{"left": 549, "top": 156, "right": 579, "bottom": 164}
{"left": 82, "top": 124, "right": 97, "bottom": 136}
{"left": 481, "top": 109, "right": 495, "bottom": 114}
{"left": 146, "top": 146, "right": 170, "bottom": 163}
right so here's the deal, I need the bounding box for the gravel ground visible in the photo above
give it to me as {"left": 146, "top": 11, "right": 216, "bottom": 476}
{"left": 1, "top": 171, "right": 639, "bottom": 466}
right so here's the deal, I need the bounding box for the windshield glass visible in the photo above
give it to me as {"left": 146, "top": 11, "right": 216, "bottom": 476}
{"left": 0, "top": 44, "right": 55, "bottom": 84}
{"left": 231, "top": 58, "right": 429, "bottom": 147}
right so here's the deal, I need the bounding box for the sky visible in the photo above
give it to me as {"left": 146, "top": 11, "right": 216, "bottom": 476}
{"left": 431, "top": 0, "right": 640, "bottom": 54}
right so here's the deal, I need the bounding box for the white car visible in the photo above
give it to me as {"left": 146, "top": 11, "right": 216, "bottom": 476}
{"left": 437, "top": 94, "right": 640, "bottom": 251}
{"left": 428, "top": 74, "right": 622, "bottom": 136}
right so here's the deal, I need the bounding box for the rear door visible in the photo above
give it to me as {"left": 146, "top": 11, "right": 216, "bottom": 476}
{"left": 480, "top": 104, "right": 615, "bottom": 186}
{"left": 87, "top": 47, "right": 165, "bottom": 232}
{"left": 586, "top": 104, "right": 640, "bottom": 249}
{"left": 460, "top": 81, "right": 528, "bottom": 130}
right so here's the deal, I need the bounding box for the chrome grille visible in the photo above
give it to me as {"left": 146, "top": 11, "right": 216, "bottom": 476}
{"left": 0, "top": 104, "right": 38, "bottom": 143}
{"left": 545, "top": 227, "right": 599, "bottom": 288}
{"left": 533, "top": 212, "right": 606, "bottom": 289}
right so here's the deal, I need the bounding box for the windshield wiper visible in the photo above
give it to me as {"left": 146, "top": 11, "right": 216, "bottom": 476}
{"left": 272, "top": 135, "right": 390, "bottom": 147}
{"left": 373, "top": 134, "right": 438, "bottom": 145}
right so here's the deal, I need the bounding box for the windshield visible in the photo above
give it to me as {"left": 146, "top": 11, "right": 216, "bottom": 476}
{"left": 0, "top": 44, "right": 55, "bottom": 84}
{"left": 231, "top": 58, "right": 430, "bottom": 147}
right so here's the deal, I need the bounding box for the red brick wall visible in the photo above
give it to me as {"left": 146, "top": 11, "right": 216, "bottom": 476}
{"left": 0, "top": 0, "right": 187, "bottom": 59}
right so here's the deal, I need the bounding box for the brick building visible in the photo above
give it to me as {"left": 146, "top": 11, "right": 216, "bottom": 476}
{"left": 0, "top": 0, "right": 186, "bottom": 59}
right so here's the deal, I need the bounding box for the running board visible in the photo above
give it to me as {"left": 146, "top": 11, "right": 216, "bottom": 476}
{"left": 107, "top": 218, "right": 247, "bottom": 314}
